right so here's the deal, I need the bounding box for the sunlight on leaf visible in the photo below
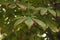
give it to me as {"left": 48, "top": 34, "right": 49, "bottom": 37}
{"left": 40, "top": 8, "right": 47, "bottom": 15}
{"left": 25, "top": 17, "right": 34, "bottom": 29}
{"left": 17, "top": 3, "right": 27, "bottom": 10}
{"left": 33, "top": 18, "right": 47, "bottom": 30}
{"left": 14, "top": 17, "right": 26, "bottom": 27}
{"left": 48, "top": 8, "right": 56, "bottom": 17}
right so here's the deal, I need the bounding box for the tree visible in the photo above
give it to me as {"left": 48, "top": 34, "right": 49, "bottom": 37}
{"left": 0, "top": 0, "right": 60, "bottom": 40}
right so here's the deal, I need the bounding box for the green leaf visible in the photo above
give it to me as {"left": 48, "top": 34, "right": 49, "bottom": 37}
{"left": 35, "top": 7, "right": 41, "bottom": 10}
{"left": 56, "top": 10, "right": 60, "bottom": 17}
{"left": 14, "top": 17, "right": 26, "bottom": 27}
{"left": 48, "top": 8, "right": 56, "bottom": 17}
{"left": 8, "top": 4, "right": 16, "bottom": 9}
{"left": 49, "top": 21, "right": 59, "bottom": 32}
{"left": 40, "top": 8, "right": 47, "bottom": 15}
{"left": 33, "top": 18, "right": 47, "bottom": 30}
{"left": 25, "top": 17, "right": 34, "bottom": 29}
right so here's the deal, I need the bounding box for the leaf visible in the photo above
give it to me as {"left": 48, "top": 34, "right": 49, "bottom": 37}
{"left": 8, "top": 4, "right": 16, "bottom": 9}
{"left": 25, "top": 17, "right": 34, "bottom": 29}
{"left": 33, "top": 18, "right": 47, "bottom": 30}
{"left": 14, "top": 17, "right": 26, "bottom": 27}
{"left": 14, "top": 16, "right": 24, "bottom": 20}
{"left": 49, "top": 21, "right": 59, "bottom": 32}
{"left": 56, "top": 10, "right": 60, "bottom": 17}
{"left": 17, "top": 3, "right": 27, "bottom": 10}
{"left": 35, "top": 7, "right": 41, "bottom": 10}
{"left": 48, "top": 8, "right": 56, "bottom": 17}
{"left": 40, "top": 8, "right": 47, "bottom": 15}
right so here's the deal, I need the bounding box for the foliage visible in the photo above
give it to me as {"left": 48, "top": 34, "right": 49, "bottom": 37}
{"left": 0, "top": 0, "right": 60, "bottom": 40}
